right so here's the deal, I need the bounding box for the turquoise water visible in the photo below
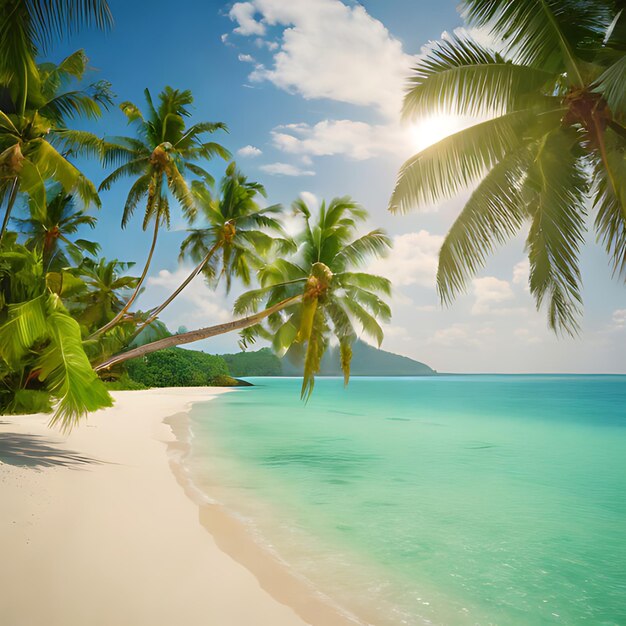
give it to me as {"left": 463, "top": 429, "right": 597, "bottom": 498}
{"left": 188, "top": 376, "right": 626, "bottom": 626}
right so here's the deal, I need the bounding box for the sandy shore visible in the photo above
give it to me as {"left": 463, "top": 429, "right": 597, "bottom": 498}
{"left": 0, "top": 388, "right": 359, "bottom": 626}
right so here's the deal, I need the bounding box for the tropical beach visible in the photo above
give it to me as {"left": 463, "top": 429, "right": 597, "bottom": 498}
{"left": 1, "top": 0, "right": 626, "bottom": 625}
{"left": 0, "top": 387, "right": 360, "bottom": 626}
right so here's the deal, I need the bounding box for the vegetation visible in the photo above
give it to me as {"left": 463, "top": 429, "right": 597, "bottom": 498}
{"left": 0, "top": 0, "right": 392, "bottom": 428}
{"left": 222, "top": 348, "right": 282, "bottom": 377}
{"left": 125, "top": 348, "right": 229, "bottom": 388}
{"left": 93, "top": 86, "right": 230, "bottom": 336}
{"left": 95, "top": 197, "right": 392, "bottom": 401}
{"left": 391, "top": 0, "right": 626, "bottom": 335}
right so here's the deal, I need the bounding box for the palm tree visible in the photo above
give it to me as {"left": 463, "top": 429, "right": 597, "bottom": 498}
{"left": 93, "top": 87, "right": 230, "bottom": 336}
{"left": 0, "top": 0, "right": 112, "bottom": 99}
{"left": 95, "top": 197, "right": 392, "bottom": 399}
{"left": 14, "top": 185, "right": 99, "bottom": 269}
{"left": 0, "top": 237, "right": 112, "bottom": 430}
{"left": 0, "top": 50, "right": 112, "bottom": 242}
{"left": 135, "top": 163, "right": 288, "bottom": 337}
{"left": 74, "top": 258, "right": 140, "bottom": 330}
{"left": 389, "top": 0, "right": 626, "bottom": 335}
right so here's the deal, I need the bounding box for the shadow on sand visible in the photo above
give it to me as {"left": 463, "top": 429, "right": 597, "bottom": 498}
{"left": 0, "top": 433, "right": 100, "bottom": 469}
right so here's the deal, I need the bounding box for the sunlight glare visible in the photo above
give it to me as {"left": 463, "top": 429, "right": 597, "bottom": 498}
{"left": 409, "top": 115, "right": 463, "bottom": 152}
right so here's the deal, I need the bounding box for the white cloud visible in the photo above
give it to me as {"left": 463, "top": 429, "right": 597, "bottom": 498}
{"left": 514, "top": 327, "right": 541, "bottom": 344}
{"left": 271, "top": 119, "right": 411, "bottom": 161}
{"left": 229, "top": 0, "right": 415, "bottom": 119}
{"left": 612, "top": 309, "right": 626, "bottom": 330}
{"left": 369, "top": 230, "right": 443, "bottom": 288}
{"left": 259, "top": 162, "right": 315, "bottom": 176}
{"left": 472, "top": 276, "right": 515, "bottom": 315}
{"left": 229, "top": 2, "right": 266, "bottom": 36}
{"left": 237, "top": 144, "right": 263, "bottom": 157}
{"left": 512, "top": 259, "right": 530, "bottom": 290}
{"left": 429, "top": 324, "right": 479, "bottom": 348}
{"left": 238, "top": 53, "right": 256, "bottom": 63}
{"left": 299, "top": 191, "right": 319, "bottom": 211}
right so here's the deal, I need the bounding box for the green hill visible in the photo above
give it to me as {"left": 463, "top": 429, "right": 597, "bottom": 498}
{"left": 224, "top": 341, "right": 436, "bottom": 377}
{"left": 124, "top": 347, "right": 239, "bottom": 387}
{"left": 222, "top": 347, "right": 282, "bottom": 376}
{"left": 281, "top": 339, "right": 436, "bottom": 376}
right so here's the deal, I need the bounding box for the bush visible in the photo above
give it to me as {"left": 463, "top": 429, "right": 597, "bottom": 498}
{"left": 222, "top": 347, "right": 282, "bottom": 376}
{"left": 104, "top": 374, "right": 148, "bottom": 391}
{"left": 126, "top": 348, "right": 229, "bottom": 387}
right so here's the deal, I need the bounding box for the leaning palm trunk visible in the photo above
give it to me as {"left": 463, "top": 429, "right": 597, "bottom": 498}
{"left": 0, "top": 177, "right": 20, "bottom": 243}
{"left": 90, "top": 217, "right": 160, "bottom": 338}
{"left": 94, "top": 294, "right": 302, "bottom": 371}
{"left": 131, "top": 240, "right": 222, "bottom": 340}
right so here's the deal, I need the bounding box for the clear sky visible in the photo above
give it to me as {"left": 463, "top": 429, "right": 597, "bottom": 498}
{"left": 51, "top": 0, "right": 625, "bottom": 373}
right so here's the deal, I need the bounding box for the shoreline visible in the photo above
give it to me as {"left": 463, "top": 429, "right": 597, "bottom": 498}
{"left": 166, "top": 404, "right": 366, "bottom": 626}
{"left": 0, "top": 387, "right": 357, "bottom": 626}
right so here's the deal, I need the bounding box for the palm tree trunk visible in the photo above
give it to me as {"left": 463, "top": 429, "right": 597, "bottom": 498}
{"left": 131, "top": 240, "right": 222, "bottom": 340}
{"left": 90, "top": 216, "right": 160, "bottom": 338}
{"left": 94, "top": 294, "right": 302, "bottom": 372}
{"left": 0, "top": 177, "right": 20, "bottom": 244}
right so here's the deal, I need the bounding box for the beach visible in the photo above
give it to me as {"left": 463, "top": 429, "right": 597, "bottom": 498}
{"left": 0, "top": 388, "right": 355, "bottom": 626}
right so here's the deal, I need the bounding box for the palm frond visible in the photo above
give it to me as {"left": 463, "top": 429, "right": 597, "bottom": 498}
{"left": 17, "top": 158, "right": 46, "bottom": 218}
{"left": 335, "top": 229, "right": 392, "bottom": 268}
{"left": 300, "top": 308, "right": 327, "bottom": 401}
{"left": 437, "top": 148, "right": 531, "bottom": 303}
{"left": 0, "top": 294, "right": 48, "bottom": 367}
{"left": 592, "top": 130, "right": 626, "bottom": 278}
{"left": 404, "top": 33, "right": 554, "bottom": 119}
{"left": 341, "top": 297, "right": 384, "bottom": 346}
{"left": 335, "top": 272, "right": 392, "bottom": 296}
{"left": 167, "top": 164, "right": 195, "bottom": 221}
{"left": 98, "top": 158, "right": 147, "bottom": 191}
{"left": 51, "top": 129, "right": 104, "bottom": 159}
{"left": 41, "top": 89, "right": 104, "bottom": 122}
{"left": 593, "top": 54, "right": 626, "bottom": 119}
{"left": 525, "top": 129, "right": 588, "bottom": 335}
{"left": 121, "top": 174, "right": 151, "bottom": 227}
{"left": 460, "top": 0, "right": 608, "bottom": 82}
{"left": 339, "top": 336, "right": 354, "bottom": 386}
{"left": 389, "top": 107, "right": 563, "bottom": 214}
{"left": 21, "top": 1, "right": 113, "bottom": 51}
{"left": 346, "top": 287, "right": 392, "bottom": 321}
{"left": 38, "top": 298, "right": 112, "bottom": 431}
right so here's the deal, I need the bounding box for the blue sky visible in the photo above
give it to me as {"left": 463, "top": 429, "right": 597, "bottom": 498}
{"left": 51, "top": 0, "right": 625, "bottom": 372}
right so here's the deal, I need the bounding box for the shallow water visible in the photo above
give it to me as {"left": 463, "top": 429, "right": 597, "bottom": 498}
{"left": 188, "top": 376, "right": 626, "bottom": 626}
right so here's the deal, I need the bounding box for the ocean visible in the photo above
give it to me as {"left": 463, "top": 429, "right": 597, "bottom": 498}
{"left": 186, "top": 375, "right": 626, "bottom": 626}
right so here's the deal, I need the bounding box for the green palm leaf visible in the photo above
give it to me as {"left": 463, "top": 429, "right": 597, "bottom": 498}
{"left": 389, "top": 107, "right": 563, "bottom": 213}
{"left": 403, "top": 34, "right": 553, "bottom": 119}
{"left": 38, "top": 299, "right": 112, "bottom": 431}
{"left": 335, "top": 230, "right": 392, "bottom": 268}
{"left": 436, "top": 148, "right": 531, "bottom": 302}
{"left": 593, "top": 55, "right": 626, "bottom": 119}
{"left": 0, "top": 294, "right": 48, "bottom": 367}
{"left": 525, "top": 129, "right": 588, "bottom": 335}
{"left": 460, "top": 0, "right": 608, "bottom": 82}
{"left": 592, "top": 132, "right": 626, "bottom": 279}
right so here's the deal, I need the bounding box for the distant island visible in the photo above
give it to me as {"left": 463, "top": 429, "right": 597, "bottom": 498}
{"left": 282, "top": 340, "right": 436, "bottom": 377}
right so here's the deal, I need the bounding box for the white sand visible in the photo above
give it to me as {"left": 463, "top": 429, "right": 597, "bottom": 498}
{"left": 0, "top": 388, "right": 357, "bottom": 626}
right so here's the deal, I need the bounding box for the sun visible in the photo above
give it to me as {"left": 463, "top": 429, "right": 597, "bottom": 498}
{"left": 408, "top": 115, "right": 464, "bottom": 152}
